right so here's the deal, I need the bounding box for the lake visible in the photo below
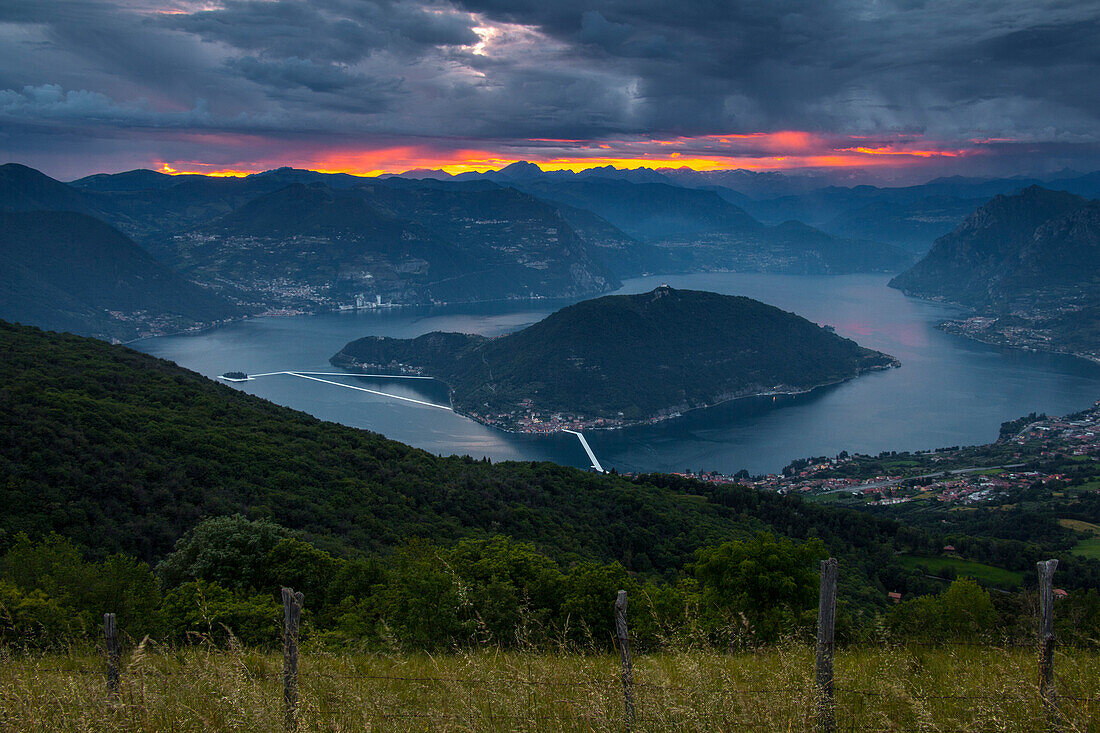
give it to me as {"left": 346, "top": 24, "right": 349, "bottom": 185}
{"left": 136, "top": 273, "right": 1100, "bottom": 475}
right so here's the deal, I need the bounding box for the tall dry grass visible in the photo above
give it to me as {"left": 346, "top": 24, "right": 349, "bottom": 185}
{"left": 2, "top": 642, "right": 1098, "bottom": 731}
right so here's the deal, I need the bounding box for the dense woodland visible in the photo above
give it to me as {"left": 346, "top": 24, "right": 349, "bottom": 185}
{"left": 3, "top": 320, "right": 1100, "bottom": 650}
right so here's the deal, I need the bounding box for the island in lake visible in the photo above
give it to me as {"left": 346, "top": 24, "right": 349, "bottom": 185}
{"left": 331, "top": 285, "right": 900, "bottom": 432}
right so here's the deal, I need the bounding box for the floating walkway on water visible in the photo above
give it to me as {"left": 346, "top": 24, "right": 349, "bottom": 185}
{"left": 219, "top": 371, "right": 452, "bottom": 410}
{"left": 561, "top": 429, "right": 605, "bottom": 473}
{"left": 218, "top": 370, "right": 605, "bottom": 471}
{"left": 246, "top": 371, "right": 437, "bottom": 380}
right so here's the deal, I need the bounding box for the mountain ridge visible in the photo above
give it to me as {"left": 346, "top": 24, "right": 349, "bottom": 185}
{"left": 888, "top": 186, "right": 1100, "bottom": 360}
{"left": 889, "top": 186, "right": 1094, "bottom": 308}
{"left": 0, "top": 211, "right": 239, "bottom": 341}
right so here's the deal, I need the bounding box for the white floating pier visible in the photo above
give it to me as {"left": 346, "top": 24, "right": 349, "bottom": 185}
{"left": 243, "top": 371, "right": 435, "bottom": 380}
{"left": 223, "top": 370, "right": 452, "bottom": 410}
{"left": 284, "top": 372, "right": 453, "bottom": 410}
{"left": 220, "top": 371, "right": 606, "bottom": 472}
{"left": 561, "top": 429, "right": 605, "bottom": 473}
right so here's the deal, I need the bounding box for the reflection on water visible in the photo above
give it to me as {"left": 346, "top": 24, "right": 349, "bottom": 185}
{"left": 136, "top": 273, "right": 1100, "bottom": 474}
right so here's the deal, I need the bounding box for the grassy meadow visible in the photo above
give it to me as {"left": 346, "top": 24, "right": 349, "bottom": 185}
{"left": 3, "top": 643, "right": 1099, "bottom": 732}
{"left": 895, "top": 555, "right": 1024, "bottom": 589}
{"left": 1073, "top": 538, "right": 1100, "bottom": 561}
{"left": 1061, "top": 519, "right": 1100, "bottom": 561}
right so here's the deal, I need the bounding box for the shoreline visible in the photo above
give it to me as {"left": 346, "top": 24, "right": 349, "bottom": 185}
{"left": 123, "top": 318, "right": 242, "bottom": 345}
{"left": 124, "top": 273, "right": 900, "bottom": 347}
{"left": 428, "top": 361, "right": 901, "bottom": 436}
{"left": 890, "top": 286, "right": 1100, "bottom": 368}
{"left": 124, "top": 288, "right": 620, "bottom": 346}
{"left": 935, "top": 319, "right": 1100, "bottom": 368}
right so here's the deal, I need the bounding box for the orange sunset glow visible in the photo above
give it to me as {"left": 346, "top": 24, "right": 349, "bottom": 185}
{"left": 154, "top": 132, "right": 977, "bottom": 178}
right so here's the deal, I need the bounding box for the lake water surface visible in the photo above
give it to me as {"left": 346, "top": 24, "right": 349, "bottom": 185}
{"left": 136, "top": 273, "right": 1100, "bottom": 475}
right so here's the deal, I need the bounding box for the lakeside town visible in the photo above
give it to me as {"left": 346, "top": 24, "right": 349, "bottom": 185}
{"left": 465, "top": 384, "right": 827, "bottom": 434}
{"left": 940, "top": 312, "right": 1100, "bottom": 366}
{"left": 663, "top": 401, "right": 1100, "bottom": 507}
{"left": 466, "top": 399, "right": 676, "bottom": 433}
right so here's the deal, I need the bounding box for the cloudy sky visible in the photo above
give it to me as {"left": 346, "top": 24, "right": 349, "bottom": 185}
{"left": 2, "top": 0, "right": 1099, "bottom": 181}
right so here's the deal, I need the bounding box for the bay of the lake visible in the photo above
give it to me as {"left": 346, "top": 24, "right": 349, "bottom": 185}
{"left": 135, "top": 273, "right": 1100, "bottom": 475}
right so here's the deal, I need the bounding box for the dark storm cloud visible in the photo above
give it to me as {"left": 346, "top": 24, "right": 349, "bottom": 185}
{"left": 160, "top": 0, "right": 480, "bottom": 62}
{"left": 0, "top": 84, "right": 213, "bottom": 126}
{"left": 2, "top": 0, "right": 1100, "bottom": 177}
{"left": 575, "top": 11, "right": 669, "bottom": 59}
{"left": 447, "top": 0, "right": 1100, "bottom": 140}
{"left": 0, "top": 0, "right": 218, "bottom": 93}
{"left": 225, "top": 56, "right": 402, "bottom": 104}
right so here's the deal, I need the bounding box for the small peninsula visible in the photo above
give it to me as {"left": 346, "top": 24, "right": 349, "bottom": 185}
{"left": 331, "top": 286, "right": 899, "bottom": 432}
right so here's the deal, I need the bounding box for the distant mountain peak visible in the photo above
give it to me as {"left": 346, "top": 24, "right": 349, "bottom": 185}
{"left": 393, "top": 168, "right": 455, "bottom": 179}
{"left": 201, "top": 181, "right": 386, "bottom": 236}
{"left": 491, "top": 161, "right": 547, "bottom": 180}
{"left": 500, "top": 160, "right": 543, "bottom": 172}
{"left": 0, "top": 163, "right": 99, "bottom": 213}
{"left": 972, "top": 185, "right": 1084, "bottom": 222}
{"left": 1, "top": 162, "right": 63, "bottom": 183}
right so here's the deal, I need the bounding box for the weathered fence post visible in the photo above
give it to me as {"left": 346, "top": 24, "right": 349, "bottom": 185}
{"left": 104, "top": 612, "right": 120, "bottom": 698}
{"left": 615, "top": 589, "right": 636, "bottom": 727}
{"left": 815, "top": 558, "right": 838, "bottom": 733}
{"left": 1037, "top": 559, "right": 1059, "bottom": 727}
{"left": 282, "top": 587, "right": 304, "bottom": 733}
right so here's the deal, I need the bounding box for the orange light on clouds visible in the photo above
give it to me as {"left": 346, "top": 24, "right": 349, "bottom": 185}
{"left": 153, "top": 131, "right": 977, "bottom": 178}
{"left": 157, "top": 162, "right": 253, "bottom": 177}
{"left": 839, "top": 146, "right": 964, "bottom": 158}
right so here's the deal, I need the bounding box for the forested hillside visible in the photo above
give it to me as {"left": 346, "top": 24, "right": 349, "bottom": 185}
{"left": 4, "top": 320, "right": 1100, "bottom": 651}
{"left": 0, "top": 211, "right": 239, "bottom": 341}
{"left": 0, "top": 319, "right": 894, "bottom": 571}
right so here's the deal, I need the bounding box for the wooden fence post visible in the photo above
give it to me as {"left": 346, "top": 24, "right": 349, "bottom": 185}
{"left": 104, "top": 612, "right": 120, "bottom": 698}
{"left": 1037, "top": 559, "right": 1059, "bottom": 727}
{"left": 282, "top": 587, "right": 304, "bottom": 733}
{"left": 615, "top": 590, "right": 636, "bottom": 727}
{"left": 815, "top": 558, "right": 838, "bottom": 733}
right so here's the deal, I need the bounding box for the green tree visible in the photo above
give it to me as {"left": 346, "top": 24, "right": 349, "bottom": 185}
{"left": 156, "top": 515, "right": 290, "bottom": 592}
{"left": 559, "top": 561, "right": 634, "bottom": 648}
{"left": 938, "top": 577, "right": 997, "bottom": 637}
{"left": 1057, "top": 589, "right": 1100, "bottom": 647}
{"left": 0, "top": 534, "right": 160, "bottom": 641}
{"left": 160, "top": 579, "right": 280, "bottom": 647}
{"left": 266, "top": 536, "right": 339, "bottom": 602}
{"left": 445, "top": 536, "right": 565, "bottom": 645}
{"left": 0, "top": 533, "right": 86, "bottom": 602}
{"left": 370, "top": 540, "right": 471, "bottom": 650}
{"left": 0, "top": 581, "right": 80, "bottom": 646}
{"left": 690, "top": 534, "right": 827, "bottom": 644}
{"left": 888, "top": 577, "right": 997, "bottom": 641}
